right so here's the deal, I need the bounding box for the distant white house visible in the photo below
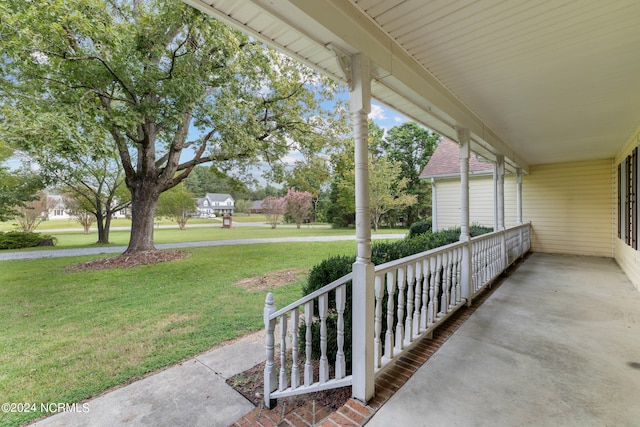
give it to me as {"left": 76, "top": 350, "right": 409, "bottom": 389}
{"left": 46, "top": 195, "right": 74, "bottom": 220}
{"left": 44, "top": 194, "right": 129, "bottom": 221}
{"left": 196, "top": 193, "right": 235, "bottom": 216}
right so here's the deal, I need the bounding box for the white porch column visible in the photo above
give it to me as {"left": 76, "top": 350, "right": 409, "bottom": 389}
{"left": 496, "top": 154, "right": 507, "bottom": 269}
{"left": 349, "top": 53, "right": 375, "bottom": 404}
{"left": 496, "top": 154, "right": 505, "bottom": 231}
{"left": 457, "top": 128, "right": 472, "bottom": 305}
{"left": 516, "top": 167, "right": 523, "bottom": 225}
{"left": 493, "top": 165, "right": 498, "bottom": 231}
{"left": 457, "top": 128, "right": 471, "bottom": 240}
{"left": 431, "top": 178, "right": 438, "bottom": 230}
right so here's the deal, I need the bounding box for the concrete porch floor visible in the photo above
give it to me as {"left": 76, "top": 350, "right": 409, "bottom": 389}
{"left": 366, "top": 252, "right": 640, "bottom": 426}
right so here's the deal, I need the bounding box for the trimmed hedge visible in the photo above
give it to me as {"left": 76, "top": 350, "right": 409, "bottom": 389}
{"left": 408, "top": 219, "right": 432, "bottom": 239}
{"left": 0, "top": 231, "right": 56, "bottom": 250}
{"left": 299, "top": 224, "right": 493, "bottom": 370}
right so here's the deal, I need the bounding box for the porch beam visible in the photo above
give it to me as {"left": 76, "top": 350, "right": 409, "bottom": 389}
{"left": 349, "top": 52, "right": 375, "bottom": 404}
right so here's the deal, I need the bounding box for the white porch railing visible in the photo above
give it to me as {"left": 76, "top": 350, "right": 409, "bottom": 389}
{"left": 263, "top": 223, "right": 531, "bottom": 407}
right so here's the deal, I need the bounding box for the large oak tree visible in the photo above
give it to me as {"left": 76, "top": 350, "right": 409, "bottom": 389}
{"left": 0, "top": 0, "right": 343, "bottom": 253}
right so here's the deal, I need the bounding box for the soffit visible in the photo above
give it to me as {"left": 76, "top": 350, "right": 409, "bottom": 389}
{"left": 183, "top": 0, "right": 640, "bottom": 169}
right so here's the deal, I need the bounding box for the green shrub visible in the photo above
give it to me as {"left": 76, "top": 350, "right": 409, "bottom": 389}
{"left": 299, "top": 255, "right": 354, "bottom": 374}
{"left": 0, "top": 231, "right": 56, "bottom": 250}
{"left": 299, "top": 225, "right": 494, "bottom": 369}
{"left": 470, "top": 224, "right": 493, "bottom": 236}
{"left": 408, "top": 219, "right": 432, "bottom": 239}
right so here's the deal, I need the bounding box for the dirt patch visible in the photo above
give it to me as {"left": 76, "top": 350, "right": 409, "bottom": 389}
{"left": 227, "top": 360, "right": 351, "bottom": 411}
{"left": 67, "top": 250, "right": 189, "bottom": 272}
{"left": 234, "top": 268, "right": 308, "bottom": 291}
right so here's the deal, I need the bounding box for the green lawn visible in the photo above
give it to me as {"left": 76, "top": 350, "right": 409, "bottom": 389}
{"left": 0, "top": 213, "right": 273, "bottom": 232}
{"left": 0, "top": 241, "right": 360, "bottom": 427}
{"left": 1, "top": 219, "right": 407, "bottom": 250}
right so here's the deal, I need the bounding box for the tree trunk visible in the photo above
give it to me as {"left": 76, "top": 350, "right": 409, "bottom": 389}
{"left": 126, "top": 184, "right": 159, "bottom": 253}
{"left": 102, "top": 213, "right": 112, "bottom": 244}
{"left": 95, "top": 213, "right": 107, "bottom": 244}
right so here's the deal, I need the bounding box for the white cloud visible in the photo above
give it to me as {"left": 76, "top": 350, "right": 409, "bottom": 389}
{"left": 368, "top": 104, "right": 386, "bottom": 121}
{"left": 394, "top": 115, "right": 406, "bottom": 123}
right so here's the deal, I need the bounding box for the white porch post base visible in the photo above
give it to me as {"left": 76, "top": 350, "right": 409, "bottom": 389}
{"left": 351, "top": 260, "right": 375, "bottom": 402}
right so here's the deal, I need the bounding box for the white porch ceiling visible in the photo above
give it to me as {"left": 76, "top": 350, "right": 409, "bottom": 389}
{"left": 183, "top": 0, "right": 640, "bottom": 171}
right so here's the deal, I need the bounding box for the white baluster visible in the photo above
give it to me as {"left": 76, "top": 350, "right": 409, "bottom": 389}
{"left": 374, "top": 275, "right": 383, "bottom": 369}
{"left": 476, "top": 240, "right": 482, "bottom": 289}
{"left": 429, "top": 256, "right": 438, "bottom": 323}
{"left": 435, "top": 253, "right": 443, "bottom": 316}
{"left": 279, "top": 314, "right": 288, "bottom": 390}
{"left": 478, "top": 240, "right": 484, "bottom": 289}
{"left": 441, "top": 251, "right": 450, "bottom": 313}
{"left": 264, "top": 293, "right": 277, "bottom": 408}
{"left": 304, "top": 301, "right": 313, "bottom": 386}
{"left": 471, "top": 242, "right": 477, "bottom": 293}
{"left": 291, "top": 308, "right": 300, "bottom": 389}
{"left": 404, "top": 264, "right": 415, "bottom": 343}
{"left": 454, "top": 248, "right": 462, "bottom": 304}
{"left": 421, "top": 258, "right": 430, "bottom": 329}
{"left": 335, "top": 285, "right": 346, "bottom": 380}
{"left": 385, "top": 271, "right": 396, "bottom": 360}
{"left": 319, "top": 294, "right": 329, "bottom": 383}
{"left": 395, "top": 268, "right": 405, "bottom": 351}
{"left": 413, "top": 261, "right": 423, "bottom": 338}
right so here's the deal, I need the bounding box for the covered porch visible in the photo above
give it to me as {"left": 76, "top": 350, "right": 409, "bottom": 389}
{"left": 236, "top": 251, "right": 640, "bottom": 426}
{"left": 367, "top": 252, "right": 640, "bottom": 426}
{"left": 181, "top": 0, "right": 640, "bottom": 423}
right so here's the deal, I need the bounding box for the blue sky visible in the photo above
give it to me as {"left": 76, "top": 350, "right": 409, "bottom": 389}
{"left": 369, "top": 101, "right": 411, "bottom": 133}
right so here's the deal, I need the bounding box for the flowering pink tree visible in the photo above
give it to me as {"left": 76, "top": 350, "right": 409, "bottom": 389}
{"left": 262, "top": 196, "right": 285, "bottom": 229}
{"left": 284, "top": 188, "right": 313, "bottom": 229}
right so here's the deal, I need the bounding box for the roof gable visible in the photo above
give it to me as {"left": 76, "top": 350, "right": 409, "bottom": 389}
{"left": 420, "top": 138, "right": 494, "bottom": 179}
{"left": 204, "top": 193, "right": 233, "bottom": 202}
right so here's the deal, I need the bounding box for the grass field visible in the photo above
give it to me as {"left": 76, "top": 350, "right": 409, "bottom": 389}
{"left": 1, "top": 217, "right": 406, "bottom": 250}
{"left": 0, "top": 213, "right": 274, "bottom": 232}
{"left": 0, "top": 216, "right": 407, "bottom": 426}
{"left": 0, "top": 240, "right": 362, "bottom": 427}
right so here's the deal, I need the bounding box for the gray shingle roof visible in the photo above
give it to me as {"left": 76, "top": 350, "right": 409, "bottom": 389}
{"left": 420, "top": 138, "right": 494, "bottom": 179}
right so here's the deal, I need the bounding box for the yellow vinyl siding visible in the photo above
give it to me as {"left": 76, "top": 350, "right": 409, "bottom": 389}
{"left": 523, "top": 160, "right": 613, "bottom": 257}
{"left": 615, "top": 240, "right": 640, "bottom": 291}
{"left": 434, "top": 175, "right": 517, "bottom": 230}
{"left": 614, "top": 127, "right": 640, "bottom": 291}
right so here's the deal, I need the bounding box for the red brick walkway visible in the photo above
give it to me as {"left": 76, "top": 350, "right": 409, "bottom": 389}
{"left": 230, "top": 257, "right": 522, "bottom": 427}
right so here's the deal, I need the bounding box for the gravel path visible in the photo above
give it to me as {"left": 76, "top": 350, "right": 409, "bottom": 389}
{"left": 0, "top": 234, "right": 405, "bottom": 261}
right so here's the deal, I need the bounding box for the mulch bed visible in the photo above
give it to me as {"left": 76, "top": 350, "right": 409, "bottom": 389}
{"left": 226, "top": 360, "right": 351, "bottom": 411}
{"left": 66, "top": 250, "right": 189, "bottom": 271}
